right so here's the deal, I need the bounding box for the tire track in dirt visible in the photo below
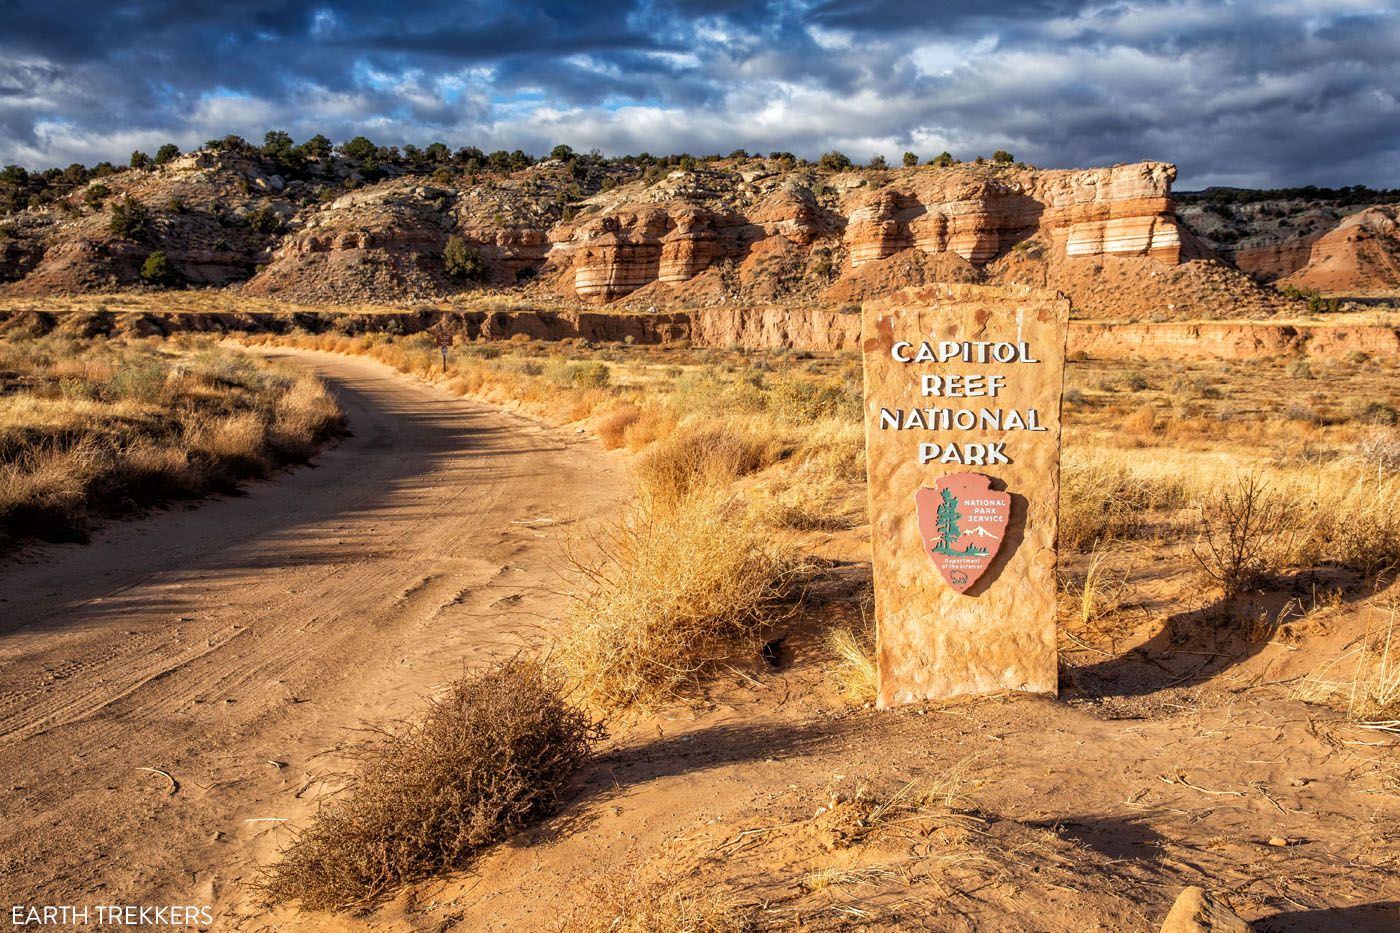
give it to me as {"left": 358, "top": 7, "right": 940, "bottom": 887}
{"left": 0, "top": 348, "right": 622, "bottom": 918}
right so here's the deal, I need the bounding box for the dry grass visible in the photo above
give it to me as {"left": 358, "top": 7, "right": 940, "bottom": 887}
{"left": 765, "top": 476, "right": 860, "bottom": 532}
{"left": 632, "top": 422, "right": 788, "bottom": 509}
{"left": 1059, "top": 445, "right": 1400, "bottom": 580}
{"left": 807, "top": 773, "right": 984, "bottom": 850}
{"left": 1295, "top": 594, "right": 1400, "bottom": 729}
{"left": 556, "top": 487, "right": 806, "bottom": 711}
{"left": 0, "top": 334, "right": 342, "bottom": 546}
{"left": 1061, "top": 541, "right": 1131, "bottom": 629}
{"left": 825, "top": 624, "right": 879, "bottom": 703}
{"left": 1058, "top": 450, "right": 1189, "bottom": 550}
{"left": 593, "top": 404, "right": 640, "bottom": 449}
{"left": 260, "top": 656, "right": 602, "bottom": 912}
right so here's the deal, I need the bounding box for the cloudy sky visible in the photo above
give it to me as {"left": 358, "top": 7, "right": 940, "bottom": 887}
{"left": 1, "top": 0, "right": 1397, "bottom": 188}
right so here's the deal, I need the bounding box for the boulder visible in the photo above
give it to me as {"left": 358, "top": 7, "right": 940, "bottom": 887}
{"left": 1160, "top": 886, "right": 1253, "bottom": 933}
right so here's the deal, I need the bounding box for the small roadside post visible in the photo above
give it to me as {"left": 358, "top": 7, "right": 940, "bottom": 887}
{"left": 435, "top": 328, "right": 453, "bottom": 372}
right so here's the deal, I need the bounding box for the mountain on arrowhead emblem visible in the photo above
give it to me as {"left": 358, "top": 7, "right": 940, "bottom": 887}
{"left": 914, "top": 473, "right": 1012, "bottom": 594}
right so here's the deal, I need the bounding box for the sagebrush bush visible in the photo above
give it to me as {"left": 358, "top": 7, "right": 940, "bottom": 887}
{"left": 260, "top": 657, "right": 601, "bottom": 911}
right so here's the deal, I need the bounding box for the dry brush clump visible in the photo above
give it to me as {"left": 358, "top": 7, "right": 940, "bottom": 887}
{"left": 557, "top": 483, "right": 807, "bottom": 710}
{"left": 1191, "top": 472, "right": 1294, "bottom": 600}
{"left": 1058, "top": 449, "right": 1189, "bottom": 550}
{"left": 260, "top": 656, "right": 602, "bottom": 912}
{"left": 633, "top": 421, "right": 790, "bottom": 509}
{"left": 0, "top": 334, "right": 342, "bottom": 547}
{"left": 824, "top": 622, "right": 879, "bottom": 703}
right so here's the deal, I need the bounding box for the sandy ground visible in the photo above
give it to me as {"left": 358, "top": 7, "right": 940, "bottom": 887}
{"left": 3, "top": 349, "right": 1398, "bottom": 932}
{"left": 0, "top": 349, "right": 623, "bottom": 926}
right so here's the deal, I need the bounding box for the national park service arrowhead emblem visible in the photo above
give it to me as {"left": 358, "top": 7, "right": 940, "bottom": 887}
{"left": 914, "top": 473, "right": 1011, "bottom": 594}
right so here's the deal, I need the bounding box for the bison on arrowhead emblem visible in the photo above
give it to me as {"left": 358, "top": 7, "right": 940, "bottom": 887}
{"left": 914, "top": 473, "right": 1011, "bottom": 594}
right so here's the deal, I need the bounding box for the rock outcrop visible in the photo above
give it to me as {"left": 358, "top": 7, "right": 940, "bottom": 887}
{"left": 245, "top": 180, "right": 457, "bottom": 301}
{"left": 1177, "top": 192, "right": 1400, "bottom": 294}
{"left": 0, "top": 150, "right": 1345, "bottom": 318}
{"left": 2, "top": 151, "right": 298, "bottom": 293}
{"left": 546, "top": 161, "right": 1187, "bottom": 307}
{"left": 1279, "top": 206, "right": 1400, "bottom": 294}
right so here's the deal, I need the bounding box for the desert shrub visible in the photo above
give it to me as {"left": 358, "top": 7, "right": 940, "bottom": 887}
{"left": 104, "top": 357, "right": 169, "bottom": 402}
{"left": 83, "top": 184, "right": 110, "bottom": 207}
{"left": 1358, "top": 430, "right": 1400, "bottom": 471}
{"left": 1121, "top": 404, "right": 1158, "bottom": 437}
{"left": 1191, "top": 473, "right": 1290, "bottom": 600}
{"left": 621, "top": 405, "right": 677, "bottom": 451}
{"left": 558, "top": 490, "right": 803, "bottom": 709}
{"left": 670, "top": 372, "right": 766, "bottom": 416}
{"left": 260, "top": 657, "right": 600, "bottom": 911}
{"left": 765, "top": 374, "right": 856, "bottom": 423}
{"left": 246, "top": 206, "right": 284, "bottom": 235}
{"left": 270, "top": 377, "right": 345, "bottom": 460}
{"left": 140, "top": 250, "right": 179, "bottom": 287}
{"left": 817, "top": 150, "right": 853, "bottom": 172}
{"left": 443, "top": 235, "right": 485, "bottom": 281}
{"left": 1284, "top": 402, "right": 1320, "bottom": 423}
{"left": 186, "top": 412, "right": 270, "bottom": 476}
{"left": 571, "top": 360, "right": 610, "bottom": 389}
{"left": 633, "top": 423, "right": 780, "bottom": 508}
{"left": 594, "top": 405, "right": 640, "bottom": 449}
{"left": 1287, "top": 359, "right": 1315, "bottom": 379}
{"left": 1349, "top": 400, "right": 1399, "bottom": 427}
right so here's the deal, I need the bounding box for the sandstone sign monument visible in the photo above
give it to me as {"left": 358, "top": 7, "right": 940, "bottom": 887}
{"left": 862, "top": 284, "right": 1069, "bottom": 706}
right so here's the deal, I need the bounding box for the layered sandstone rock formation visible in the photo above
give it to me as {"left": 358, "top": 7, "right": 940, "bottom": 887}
{"left": 246, "top": 180, "right": 457, "bottom": 301}
{"left": 0, "top": 150, "right": 1333, "bottom": 319}
{"left": 553, "top": 161, "right": 1185, "bottom": 306}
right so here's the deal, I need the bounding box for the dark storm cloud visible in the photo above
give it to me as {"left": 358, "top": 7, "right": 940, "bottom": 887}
{"left": 0, "top": 0, "right": 1397, "bottom": 187}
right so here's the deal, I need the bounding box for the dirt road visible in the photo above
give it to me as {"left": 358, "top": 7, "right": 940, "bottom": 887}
{"left": 0, "top": 348, "right": 621, "bottom": 924}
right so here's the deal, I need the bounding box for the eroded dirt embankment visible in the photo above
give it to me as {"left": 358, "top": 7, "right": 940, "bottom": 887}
{"left": 3, "top": 304, "right": 1397, "bottom": 360}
